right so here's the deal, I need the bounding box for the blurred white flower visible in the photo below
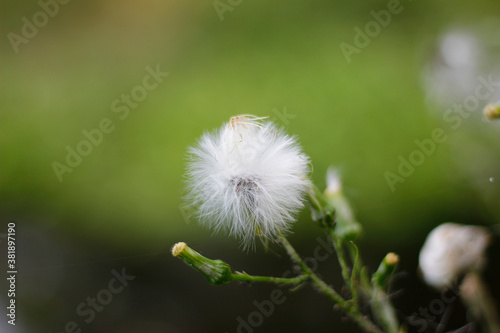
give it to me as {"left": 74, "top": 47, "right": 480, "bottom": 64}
{"left": 423, "top": 31, "right": 481, "bottom": 109}
{"left": 185, "top": 115, "right": 311, "bottom": 248}
{"left": 422, "top": 26, "right": 500, "bottom": 225}
{"left": 325, "top": 167, "right": 342, "bottom": 197}
{"left": 423, "top": 27, "right": 500, "bottom": 110}
{"left": 418, "top": 223, "right": 491, "bottom": 289}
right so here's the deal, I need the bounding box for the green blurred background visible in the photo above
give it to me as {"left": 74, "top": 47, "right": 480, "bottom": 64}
{"left": 1, "top": 1, "right": 500, "bottom": 332}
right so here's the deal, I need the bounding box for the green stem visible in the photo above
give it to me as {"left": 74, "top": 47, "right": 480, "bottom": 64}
{"left": 370, "top": 287, "right": 400, "bottom": 333}
{"left": 349, "top": 241, "right": 360, "bottom": 307}
{"left": 349, "top": 312, "right": 386, "bottom": 333}
{"left": 461, "top": 271, "right": 500, "bottom": 333}
{"left": 278, "top": 233, "right": 384, "bottom": 333}
{"left": 231, "top": 272, "right": 308, "bottom": 285}
{"left": 348, "top": 242, "right": 370, "bottom": 288}
{"left": 329, "top": 229, "right": 352, "bottom": 291}
{"left": 278, "top": 233, "right": 344, "bottom": 304}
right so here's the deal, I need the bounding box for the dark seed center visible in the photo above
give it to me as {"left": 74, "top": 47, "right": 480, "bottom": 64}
{"left": 229, "top": 177, "right": 259, "bottom": 208}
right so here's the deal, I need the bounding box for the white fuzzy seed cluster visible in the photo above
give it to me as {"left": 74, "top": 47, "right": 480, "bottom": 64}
{"left": 184, "top": 115, "right": 311, "bottom": 248}
{"left": 418, "top": 223, "right": 490, "bottom": 289}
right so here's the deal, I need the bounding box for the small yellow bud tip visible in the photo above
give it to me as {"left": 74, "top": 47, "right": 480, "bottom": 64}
{"left": 172, "top": 242, "right": 187, "bottom": 257}
{"left": 484, "top": 104, "right": 500, "bottom": 120}
{"left": 385, "top": 253, "right": 399, "bottom": 265}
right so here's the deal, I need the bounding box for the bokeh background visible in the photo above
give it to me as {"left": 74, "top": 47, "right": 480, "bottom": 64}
{"left": 1, "top": 1, "right": 500, "bottom": 332}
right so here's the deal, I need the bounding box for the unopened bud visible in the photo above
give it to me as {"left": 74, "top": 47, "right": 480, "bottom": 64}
{"left": 307, "top": 185, "right": 335, "bottom": 226}
{"left": 484, "top": 104, "right": 500, "bottom": 120}
{"left": 172, "top": 242, "right": 233, "bottom": 286}
{"left": 324, "top": 167, "right": 362, "bottom": 241}
{"left": 372, "top": 252, "right": 399, "bottom": 288}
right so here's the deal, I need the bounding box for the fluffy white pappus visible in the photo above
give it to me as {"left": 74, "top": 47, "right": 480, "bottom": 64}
{"left": 418, "top": 223, "right": 490, "bottom": 289}
{"left": 184, "top": 115, "right": 311, "bottom": 248}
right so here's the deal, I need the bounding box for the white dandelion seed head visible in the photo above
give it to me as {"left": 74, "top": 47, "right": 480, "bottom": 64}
{"left": 418, "top": 223, "right": 491, "bottom": 289}
{"left": 184, "top": 114, "right": 311, "bottom": 248}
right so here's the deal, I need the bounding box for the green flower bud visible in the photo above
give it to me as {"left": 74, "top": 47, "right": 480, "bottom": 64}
{"left": 324, "top": 168, "right": 362, "bottom": 241}
{"left": 484, "top": 104, "right": 500, "bottom": 120}
{"left": 307, "top": 185, "right": 335, "bottom": 226}
{"left": 372, "top": 252, "right": 399, "bottom": 288}
{"left": 172, "top": 242, "right": 233, "bottom": 286}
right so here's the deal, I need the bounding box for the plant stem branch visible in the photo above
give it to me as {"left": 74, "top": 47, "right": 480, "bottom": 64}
{"left": 329, "top": 229, "right": 352, "bottom": 290}
{"left": 278, "top": 233, "right": 344, "bottom": 304}
{"left": 278, "top": 233, "right": 384, "bottom": 333}
{"left": 460, "top": 271, "right": 500, "bottom": 333}
{"left": 231, "top": 272, "right": 308, "bottom": 285}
